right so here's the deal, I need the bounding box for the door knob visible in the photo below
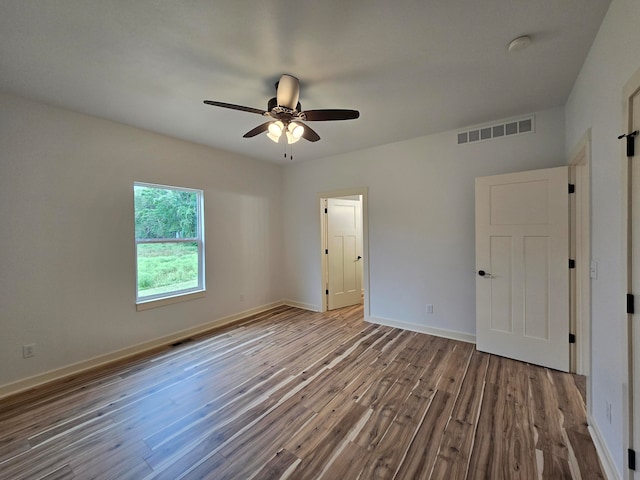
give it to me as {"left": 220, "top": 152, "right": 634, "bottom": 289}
{"left": 357, "top": 256, "right": 362, "bottom": 260}
{"left": 478, "top": 270, "right": 490, "bottom": 277}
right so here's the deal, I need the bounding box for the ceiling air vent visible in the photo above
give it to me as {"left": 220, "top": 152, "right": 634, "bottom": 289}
{"left": 457, "top": 115, "right": 535, "bottom": 145}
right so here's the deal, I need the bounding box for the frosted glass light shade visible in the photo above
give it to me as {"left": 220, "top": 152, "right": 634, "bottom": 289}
{"left": 289, "top": 122, "right": 304, "bottom": 139}
{"left": 267, "top": 121, "right": 284, "bottom": 143}
{"left": 286, "top": 122, "right": 304, "bottom": 144}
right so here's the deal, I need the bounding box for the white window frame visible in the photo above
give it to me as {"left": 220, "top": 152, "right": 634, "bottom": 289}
{"left": 134, "top": 182, "right": 205, "bottom": 309}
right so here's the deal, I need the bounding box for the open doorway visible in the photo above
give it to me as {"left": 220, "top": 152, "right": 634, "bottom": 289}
{"left": 318, "top": 188, "right": 369, "bottom": 316}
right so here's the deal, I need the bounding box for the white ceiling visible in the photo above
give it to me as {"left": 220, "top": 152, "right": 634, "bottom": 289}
{"left": 0, "top": 0, "right": 611, "bottom": 164}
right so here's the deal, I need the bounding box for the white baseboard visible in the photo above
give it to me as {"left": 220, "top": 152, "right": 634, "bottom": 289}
{"left": 0, "top": 300, "right": 286, "bottom": 400}
{"left": 588, "top": 415, "right": 620, "bottom": 480}
{"left": 367, "top": 315, "right": 476, "bottom": 344}
{"left": 282, "top": 299, "right": 320, "bottom": 312}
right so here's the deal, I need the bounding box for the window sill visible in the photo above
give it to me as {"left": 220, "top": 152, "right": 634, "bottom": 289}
{"left": 136, "top": 290, "right": 206, "bottom": 311}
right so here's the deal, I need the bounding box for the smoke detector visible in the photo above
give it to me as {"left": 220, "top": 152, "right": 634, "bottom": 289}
{"left": 508, "top": 35, "right": 532, "bottom": 52}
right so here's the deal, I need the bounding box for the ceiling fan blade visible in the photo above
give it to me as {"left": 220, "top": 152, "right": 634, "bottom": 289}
{"left": 276, "top": 75, "right": 300, "bottom": 110}
{"left": 243, "top": 122, "right": 272, "bottom": 138}
{"left": 204, "top": 100, "right": 266, "bottom": 115}
{"left": 300, "top": 123, "right": 321, "bottom": 142}
{"left": 303, "top": 109, "right": 360, "bottom": 121}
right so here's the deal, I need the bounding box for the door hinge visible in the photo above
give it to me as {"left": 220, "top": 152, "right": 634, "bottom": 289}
{"left": 568, "top": 184, "right": 575, "bottom": 194}
{"left": 569, "top": 259, "right": 576, "bottom": 269}
{"left": 324, "top": 208, "right": 328, "bottom": 214}
{"left": 326, "top": 289, "right": 329, "bottom": 295}
{"left": 619, "top": 130, "right": 638, "bottom": 157}
{"left": 569, "top": 333, "right": 576, "bottom": 344}
{"left": 325, "top": 249, "right": 328, "bottom": 254}
{"left": 629, "top": 448, "right": 636, "bottom": 470}
{"left": 628, "top": 294, "right": 635, "bottom": 315}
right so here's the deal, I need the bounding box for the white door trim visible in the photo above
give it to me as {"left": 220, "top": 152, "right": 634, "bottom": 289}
{"left": 623, "top": 66, "right": 640, "bottom": 480}
{"left": 318, "top": 187, "right": 369, "bottom": 318}
{"left": 569, "top": 130, "right": 592, "bottom": 381}
{"left": 325, "top": 198, "right": 362, "bottom": 310}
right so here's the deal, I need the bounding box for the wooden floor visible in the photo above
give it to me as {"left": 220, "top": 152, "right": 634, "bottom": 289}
{"left": 0, "top": 305, "right": 604, "bottom": 479}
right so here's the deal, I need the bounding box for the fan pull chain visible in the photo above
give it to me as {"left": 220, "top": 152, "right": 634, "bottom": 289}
{"left": 283, "top": 142, "right": 294, "bottom": 161}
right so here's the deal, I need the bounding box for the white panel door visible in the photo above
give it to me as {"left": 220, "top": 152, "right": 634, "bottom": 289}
{"left": 327, "top": 198, "right": 362, "bottom": 310}
{"left": 630, "top": 84, "right": 640, "bottom": 480}
{"left": 476, "top": 166, "right": 570, "bottom": 371}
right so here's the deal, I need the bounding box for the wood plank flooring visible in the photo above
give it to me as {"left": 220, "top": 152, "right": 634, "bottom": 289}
{"left": 0, "top": 305, "right": 604, "bottom": 479}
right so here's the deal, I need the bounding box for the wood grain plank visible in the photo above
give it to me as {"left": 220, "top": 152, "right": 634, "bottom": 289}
{"left": 467, "top": 383, "right": 504, "bottom": 479}
{"left": 0, "top": 305, "right": 604, "bottom": 480}
{"left": 285, "top": 401, "right": 369, "bottom": 479}
{"left": 142, "top": 391, "right": 282, "bottom": 470}
{"left": 430, "top": 419, "right": 475, "bottom": 480}
{"left": 317, "top": 441, "right": 371, "bottom": 480}
{"left": 537, "top": 451, "right": 573, "bottom": 480}
{"left": 39, "top": 464, "right": 75, "bottom": 480}
{"left": 528, "top": 365, "right": 570, "bottom": 460}
{"left": 436, "top": 342, "right": 474, "bottom": 394}
{"left": 392, "top": 389, "right": 453, "bottom": 480}
{"left": 247, "top": 448, "right": 300, "bottom": 480}
{"left": 353, "top": 383, "right": 411, "bottom": 451}
{"left": 565, "top": 429, "right": 606, "bottom": 479}
{"left": 174, "top": 452, "right": 230, "bottom": 480}
{"left": 143, "top": 366, "right": 289, "bottom": 450}
{"left": 450, "top": 349, "right": 490, "bottom": 424}
{"left": 212, "top": 402, "right": 315, "bottom": 480}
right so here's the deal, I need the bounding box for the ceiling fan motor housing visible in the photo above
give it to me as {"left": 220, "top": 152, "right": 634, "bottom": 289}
{"left": 268, "top": 97, "right": 301, "bottom": 114}
{"left": 276, "top": 74, "right": 300, "bottom": 110}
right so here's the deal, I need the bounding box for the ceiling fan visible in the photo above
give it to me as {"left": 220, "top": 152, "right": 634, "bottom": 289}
{"left": 204, "top": 74, "right": 359, "bottom": 144}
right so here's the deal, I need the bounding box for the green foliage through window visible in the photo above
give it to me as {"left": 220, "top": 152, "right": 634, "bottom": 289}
{"left": 135, "top": 185, "right": 198, "bottom": 240}
{"left": 137, "top": 243, "right": 198, "bottom": 295}
{"left": 134, "top": 183, "right": 204, "bottom": 302}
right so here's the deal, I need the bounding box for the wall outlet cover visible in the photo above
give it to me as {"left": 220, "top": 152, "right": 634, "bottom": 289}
{"left": 23, "top": 344, "right": 36, "bottom": 358}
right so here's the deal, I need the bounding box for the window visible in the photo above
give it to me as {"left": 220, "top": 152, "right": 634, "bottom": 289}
{"left": 134, "top": 182, "right": 205, "bottom": 305}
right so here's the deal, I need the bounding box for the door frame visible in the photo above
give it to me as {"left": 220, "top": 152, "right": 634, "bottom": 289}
{"left": 324, "top": 197, "right": 363, "bottom": 310}
{"left": 569, "top": 130, "right": 592, "bottom": 382}
{"left": 623, "top": 67, "right": 640, "bottom": 480}
{"left": 318, "top": 187, "right": 369, "bottom": 316}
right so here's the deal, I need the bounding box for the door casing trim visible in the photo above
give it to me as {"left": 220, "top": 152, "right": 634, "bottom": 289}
{"left": 622, "top": 66, "right": 640, "bottom": 480}
{"left": 318, "top": 187, "right": 369, "bottom": 317}
{"left": 568, "top": 129, "right": 592, "bottom": 380}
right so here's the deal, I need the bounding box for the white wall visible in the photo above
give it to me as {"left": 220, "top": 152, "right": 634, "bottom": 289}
{"left": 565, "top": 0, "right": 640, "bottom": 476}
{"left": 282, "top": 107, "right": 566, "bottom": 336}
{"left": 0, "top": 93, "right": 284, "bottom": 390}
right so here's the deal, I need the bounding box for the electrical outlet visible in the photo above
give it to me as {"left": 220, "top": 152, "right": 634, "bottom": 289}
{"left": 426, "top": 304, "right": 434, "bottom": 314}
{"left": 23, "top": 344, "right": 36, "bottom": 358}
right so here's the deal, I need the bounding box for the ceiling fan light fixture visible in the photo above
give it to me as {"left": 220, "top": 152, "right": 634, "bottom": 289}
{"left": 285, "top": 122, "right": 304, "bottom": 144}
{"left": 286, "top": 132, "right": 300, "bottom": 144}
{"left": 289, "top": 122, "right": 304, "bottom": 139}
{"left": 267, "top": 121, "right": 284, "bottom": 143}
{"left": 204, "top": 74, "right": 360, "bottom": 147}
